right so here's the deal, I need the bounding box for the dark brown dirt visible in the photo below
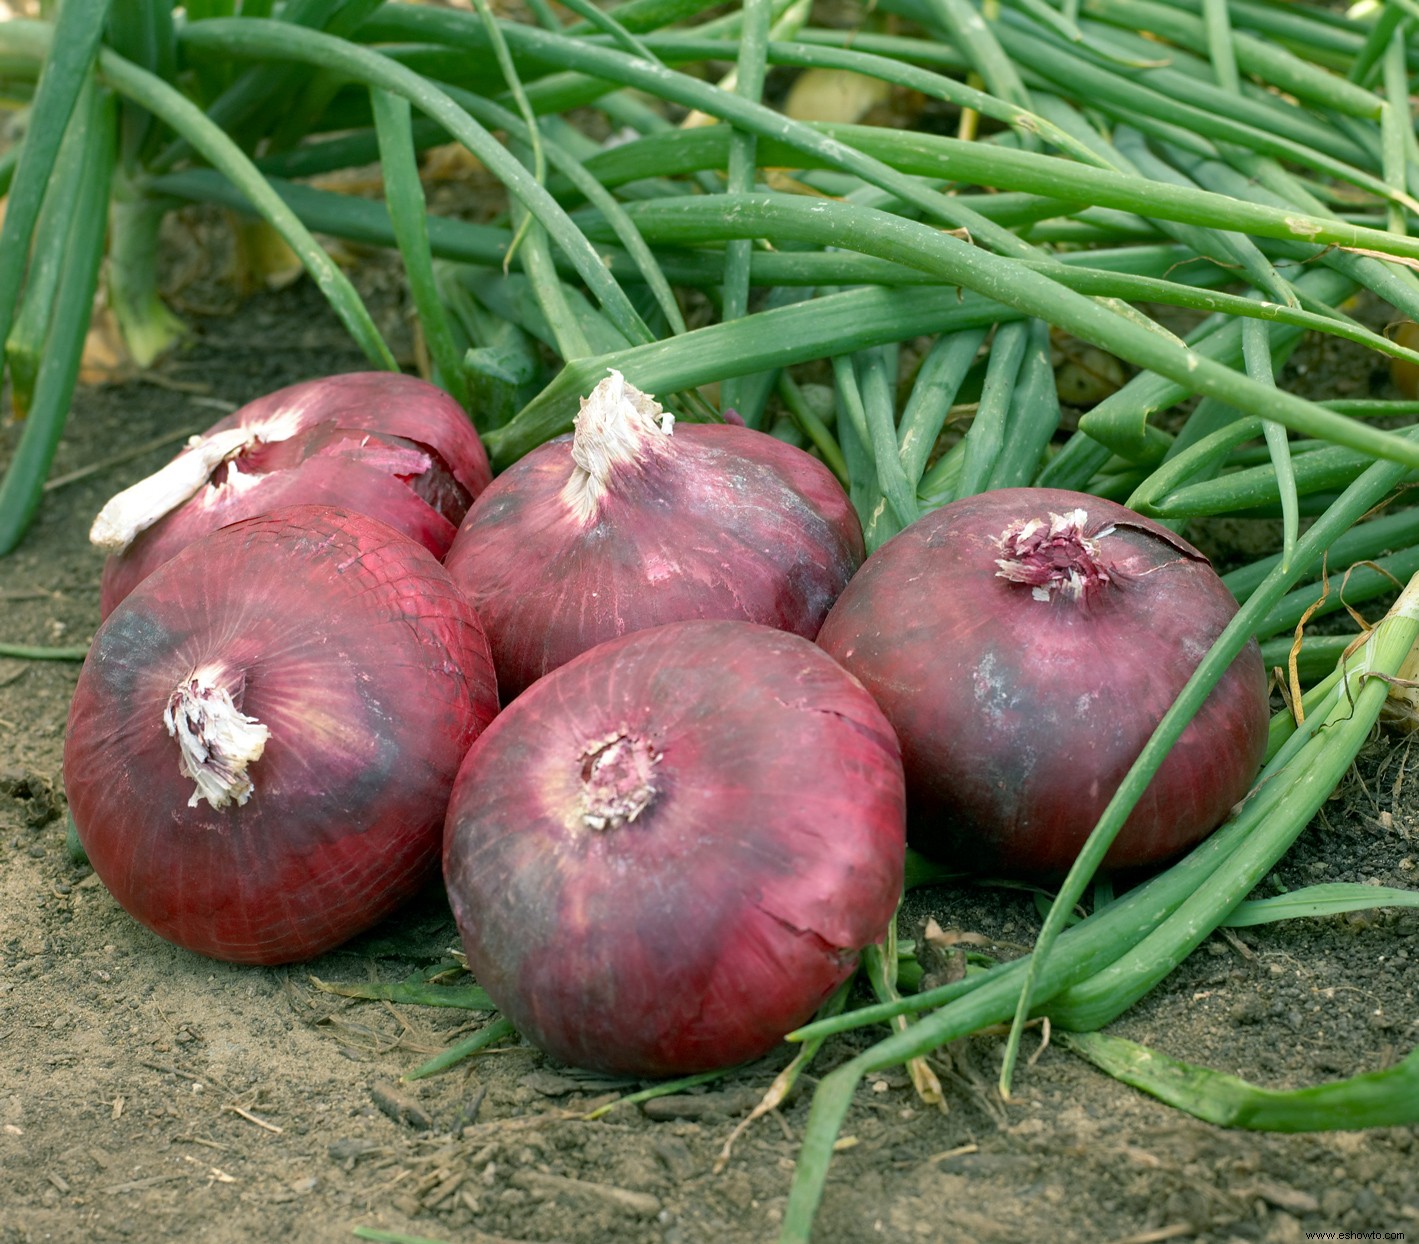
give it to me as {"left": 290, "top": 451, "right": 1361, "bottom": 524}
{"left": 3, "top": 274, "right": 1418, "bottom": 1244}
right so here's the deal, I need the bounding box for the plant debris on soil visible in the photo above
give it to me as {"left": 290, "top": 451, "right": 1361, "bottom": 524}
{"left": 3, "top": 273, "right": 1419, "bottom": 1244}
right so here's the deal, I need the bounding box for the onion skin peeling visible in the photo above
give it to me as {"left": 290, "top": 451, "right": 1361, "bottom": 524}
{"left": 817, "top": 487, "right": 1270, "bottom": 876}
{"left": 443, "top": 370, "right": 865, "bottom": 702}
{"left": 442, "top": 619, "right": 907, "bottom": 1077}
{"left": 65, "top": 505, "right": 499, "bottom": 965}
{"left": 94, "top": 372, "right": 492, "bottom": 617}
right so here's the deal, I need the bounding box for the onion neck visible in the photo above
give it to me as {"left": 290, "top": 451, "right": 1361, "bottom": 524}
{"left": 90, "top": 408, "right": 305, "bottom": 553}
{"left": 163, "top": 664, "right": 270, "bottom": 810}
{"left": 578, "top": 730, "right": 660, "bottom": 832}
{"left": 561, "top": 370, "right": 674, "bottom": 524}
{"left": 993, "top": 508, "right": 1117, "bottom": 604}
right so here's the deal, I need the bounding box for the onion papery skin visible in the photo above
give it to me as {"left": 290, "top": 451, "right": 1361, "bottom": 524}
{"left": 97, "top": 372, "right": 492, "bottom": 618}
{"left": 443, "top": 378, "right": 864, "bottom": 703}
{"left": 442, "top": 619, "right": 906, "bottom": 1077}
{"left": 816, "top": 487, "right": 1270, "bottom": 876}
{"left": 65, "top": 505, "right": 499, "bottom": 965}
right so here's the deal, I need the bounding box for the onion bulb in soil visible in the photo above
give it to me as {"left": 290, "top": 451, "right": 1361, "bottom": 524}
{"left": 443, "top": 370, "right": 864, "bottom": 702}
{"left": 93, "top": 372, "right": 492, "bottom": 617}
{"left": 442, "top": 619, "right": 907, "bottom": 1077}
{"left": 816, "top": 487, "right": 1270, "bottom": 875}
{"left": 65, "top": 504, "right": 499, "bottom": 965}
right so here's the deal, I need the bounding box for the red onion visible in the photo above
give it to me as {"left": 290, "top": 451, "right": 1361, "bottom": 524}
{"left": 816, "top": 487, "right": 1270, "bottom": 875}
{"left": 443, "top": 370, "right": 864, "bottom": 701}
{"left": 442, "top": 619, "right": 906, "bottom": 1076}
{"left": 93, "top": 372, "right": 492, "bottom": 617}
{"left": 65, "top": 504, "right": 499, "bottom": 964}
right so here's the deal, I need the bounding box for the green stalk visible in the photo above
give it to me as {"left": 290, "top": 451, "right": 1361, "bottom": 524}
{"left": 594, "top": 0, "right": 732, "bottom": 33}
{"left": 581, "top": 1069, "right": 731, "bottom": 1121}
{"left": 462, "top": 271, "right": 629, "bottom": 361}
{"left": 1145, "top": 428, "right": 1419, "bottom": 521}
{"left": 311, "top": 973, "right": 495, "bottom": 1010}
{"left": 105, "top": 0, "right": 176, "bottom": 166}
{"left": 509, "top": 197, "right": 594, "bottom": 361}
{"left": 1349, "top": 0, "right": 1408, "bottom": 87}
{"left": 107, "top": 184, "right": 187, "bottom": 369}
{"left": 484, "top": 284, "right": 998, "bottom": 466}
{"left": 0, "top": 643, "right": 89, "bottom": 660}
{"left": 0, "top": 0, "right": 111, "bottom": 362}
{"left": 776, "top": 372, "right": 848, "bottom": 484}
{"left": 857, "top": 346, "right": 919, "bottom": 541}
{"left": 466, "top": 0, "right": 596, "bottom": 363}
{"left": 370, "top": 88, "right": 469, "bottom": 407}
{"left": 1224, "top": 883, "right": 1419, "bottom": 927}
{"left": 986, "top": 318, "right": 1061, "bottom": 489}
{"left": 5, "top": 77, "right": 95, "bottom": 420}
{"left": 717, "top": 0, "right": 772, "bottom": 417}
{"left": 484, "top": 208, "right": 1417, "bottom": 467}
{"left": 437, "top": 266, "right": 544, "bottom": 431}
{"left": 557, "top": 0, "right": 658, "bottom": 57}
{"left": 1242, "top": 313, "right": 1298, "bottom": 571}
{"left": 1127, "top": 416, "right": 1265, "bottom": 516}
{"left": 1076, "top": 268, "right": 1352, "bottom": 467}
{"left": 1176, "top": 0, "right": 1368, "bottom": 68}
{"left": 1179, "top": 0, "right": 1238, "bottom": 92}
{"left": 920, "top": 0, "right": 1035, "bottom": 115}
{"left": 401, "top": 1017, "right": 517, "bottom": 1082}
{"left": 1171, "top": 145, "right": 1419, "bottom": 323}
{"left": 0, "top": 87, "right": 114, "bottom": 555}
{"left": 470, "top": 0, "right": 543, "bottom": 274}
{"left": 1381, "top": 30, "right": 1411, "bottom": 238}
{"left": 1062, "top": 1032, "right": 1419, "bottom": 1131}
{"left": 831, "top": 353, "right": 876, "bottom": 510}
{"left": 897, "top": 328, "right": 988, "bottom": 490}
{"left": 956, "top": 319, "right": 1030, "bottom": 498}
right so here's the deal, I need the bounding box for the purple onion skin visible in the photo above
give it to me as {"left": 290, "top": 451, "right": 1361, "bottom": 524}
{"left": 99, "top": 372, "right": 492, "bottom": 618}
{"left": 816, "top": 487, "right": 1271, "bottom": 876}
{"left": 443, "top": 424, "right": 865, "bottom": 703}
{"left": 66, "top": 505, "right": 499, "bottom": 965}
{"left": 442, "top": 619, "right": 906, "bottom": 1077}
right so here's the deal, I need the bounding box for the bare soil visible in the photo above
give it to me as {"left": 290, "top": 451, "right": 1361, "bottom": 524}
{"left": 3, "top": 275, "right": 1418, "bottom": 1244}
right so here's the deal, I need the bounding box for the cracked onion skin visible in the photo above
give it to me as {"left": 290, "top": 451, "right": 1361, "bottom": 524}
{"left": 65, "top": 505, "right": 499, "bottom": 965}
{"left": 96, "top": 372, "right": 492, "bottom": 618}
{"left": 443, "top": 371, "right": 865, "bottom": 703}
{"left": 816, "top": 487, "right": 1270, "bottom": 876}
{"left": 442, "top": 619, "right": 906, "bottom": 1077}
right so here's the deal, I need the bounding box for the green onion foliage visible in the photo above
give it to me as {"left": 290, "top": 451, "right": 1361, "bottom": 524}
{"left": 1, "top": 2, "right": 1417, "bottom": 1237}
